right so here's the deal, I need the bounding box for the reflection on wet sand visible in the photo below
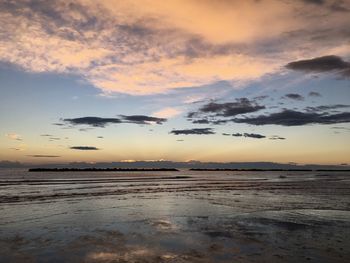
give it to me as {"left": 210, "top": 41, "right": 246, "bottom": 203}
{"left": 0, "top": 170, "right": 349, "bottom": 262}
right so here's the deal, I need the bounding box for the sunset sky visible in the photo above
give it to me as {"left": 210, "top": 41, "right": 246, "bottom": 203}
{"left": 1, "top": 0, "right": 350, "bottom": 165}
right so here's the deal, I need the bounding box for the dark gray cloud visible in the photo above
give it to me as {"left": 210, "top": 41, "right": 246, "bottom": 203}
{"left": 222, "top": 133, "right": 231, "bottom": 136}
{"left": 243, "top": 133, "right": 266, "bottom": 139}
{"left": 308, "top": 91, "right": 322, "bottom": 97}
{"left": 190, "top": 98, "right": 265, "bottom": 117}
{"left": 192, "top": 119, "right": 210, "bottom": 124}
{"left": 170, "top": 128, "right": 215, "bottom": 135}
{"left": 27, "top": 155, "right": 61, "bottom": 158}
{"left": 233, "top": 109, "right": 350, "bottom": 126}
{"left": 285, "top": 55, "right": 350, "bottom": 77}
{"left": 211, "top": 119, "right": 230, "bottom": 125}
{"left": 70, "top": 146, "right": 100, "bottom": 150}
{"left": 269, "top": 135, "right": 286, "bottom": 140}
{"left": 62, "top": 115, "right": 166, "bottom": 128}
{"left": 305, "top": 104, "right": 350, "bottom": 112}
{"left": 97, "top": 136, "right": 104, "bottom": 139}
{"left": 230, "top": 133, "right": 266, "bottom": 139}
{"left": 64, "top": 117, "right": 122, "bottom": 127}
{"left": 119, "top": 115, "right": 166, "bottom": 125}
{"left": 187, "top": 98, "right": 265, "bottom": 124}
{"left": 284, "top": 93, "right": 304, "bottom": 101}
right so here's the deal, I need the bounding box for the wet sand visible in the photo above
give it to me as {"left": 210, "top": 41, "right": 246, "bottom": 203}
{"left": 0, "top": 169, "right": 349, "bottom": 262}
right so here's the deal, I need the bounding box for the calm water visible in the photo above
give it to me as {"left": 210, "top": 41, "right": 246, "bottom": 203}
{"left": 0, "top": 169, "right": 350, "bottom": 262}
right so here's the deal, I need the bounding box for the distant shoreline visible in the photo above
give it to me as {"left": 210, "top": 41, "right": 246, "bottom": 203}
{"left": 27, "top": 168, "right": 350, "bottom": 172}
{"left": 28, "top": 168, "right": 179, "bottom": 172}
{"left": 189, "top": 168, "right": 350, "bottom": 172}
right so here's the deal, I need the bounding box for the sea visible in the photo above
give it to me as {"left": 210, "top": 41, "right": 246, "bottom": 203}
{"left": 0, "top": 169, "right": 349, "bottom": 262}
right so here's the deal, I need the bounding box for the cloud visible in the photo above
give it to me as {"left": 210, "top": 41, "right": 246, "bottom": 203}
{"left": 170, "top": 128, "right": 215, "bottom": 135}
{"left": 305, "top": 104, "right": 350, "bottom": 112}
{"left": 153, "top": 107, "right": 182, "bottom": 118}
{"left": 243, "top": 133, "right": 266, "bottom": 139}
{"left": 230, "top": 133, "right": 265, "bottom": 139}
{"left": 120, "top": 115, "right": 166, "bottom": 125}
{"left": 0, "top": 0, "right": 284, "bottom": 94}
{"left": 40, "top": 134, "right": 53, "bottom": 137}
{"left": 1, "top": 0, "right": 349, "bottom": 94}
{"left": 70, "top": 146, "right": 100, "bottom": 150}
{"left": 63, "top": 115, "right": 166, "bottom": 127}
{"left": 5, "top": 133, "right": 22, "bottom": 141}
{"left": 285, "top": 55, "right": 350, "bottom": 77}
{"left": 233, "top": 109, "right": 350, "bottom": 126}
{"left": 27, "top": 155, "right": 61, "bottom": 158}
{"left": 222, "top": 133, "right": 231, "bottom": 136}
{"left": 254, "top": 95, "right": 269, "bottom": 101}
{"left": 269, "top": 135, "right": 286, "bottom": 140}
{"left": 63, "top": 117, "right": 122, "bottom": 127}
{"left": 188, "top": 98, "right": 265, "bottom": 119}
{"left": 9, "top": 148, "right": 24, "bottom": 151}
{"left": 192, "top": 119, "right": 210, "bottom": 124}
{"left": 283, "top": 93, "right": 304, "bottom": 101}
{"left": 308, "top": 91, "right": 322, "bottom": 97}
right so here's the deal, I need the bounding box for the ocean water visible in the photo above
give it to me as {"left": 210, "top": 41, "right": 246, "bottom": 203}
{"left": 0, "top": 169, "right": 349, "bottom": 262}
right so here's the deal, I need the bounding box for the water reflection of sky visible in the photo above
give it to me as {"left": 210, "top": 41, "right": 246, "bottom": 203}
{"left": 0, "top": 170, "right": 350, "bottom": 262}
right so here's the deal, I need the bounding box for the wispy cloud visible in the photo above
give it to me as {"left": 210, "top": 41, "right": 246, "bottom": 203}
{"left": 62, "top": 115, "right": 166, "bottom": 128}
{"left": 170, "top": 128, "right": 215, "bottom": 135}
{"left": 120, "top": 115, "right": 166, "bottom": 125}
{"left": 5, "top": 133, "right": 22, "bottom": 141}
{"left": 308, "top": 91, "right": 322, "bottom": 97}
{"left": 70, "top": 146, "right": 100, "bottom": 150}
{"left": 230, "top": 133, "right": 266, "bottom": 139}
{"left": 187, "top": 98, "right": 265, "bottom": 120}
{"left": 27, "top": 155, "right": 61, "bottom": 158}
{"left": 269, "top": 135, "right": 286, "bottom": 140}
{"left": 63, "top": 117, "right": 122, "bottom": 127}
{"left": 233, "top": 110, "right": 350, "bottom": 126}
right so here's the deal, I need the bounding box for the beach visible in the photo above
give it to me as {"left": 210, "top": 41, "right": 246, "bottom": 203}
{"left": 0, "top": 169, "right": 349, "bottom": 262}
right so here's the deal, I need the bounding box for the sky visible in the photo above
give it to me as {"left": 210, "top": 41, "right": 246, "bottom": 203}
{"left": 0, "top": 0, "right": 350, "bottom": 165}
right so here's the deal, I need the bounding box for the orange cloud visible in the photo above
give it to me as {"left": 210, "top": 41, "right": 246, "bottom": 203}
{"left": 0, "top": 0, "right": 349, "bottom": 94}
{"left": 153, "top": 107, "right": 182, "bottom": 118}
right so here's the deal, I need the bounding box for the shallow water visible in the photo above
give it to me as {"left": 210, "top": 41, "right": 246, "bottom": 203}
{"left": 0, "top": 169, "right": 349, "bottom": 262}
